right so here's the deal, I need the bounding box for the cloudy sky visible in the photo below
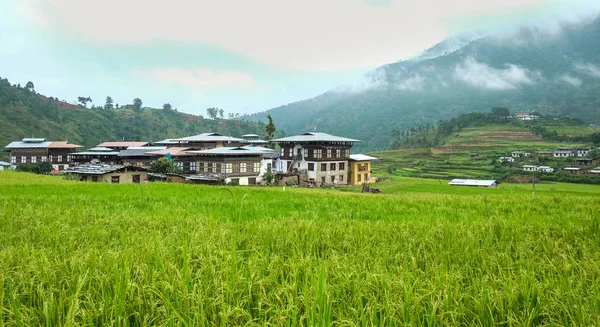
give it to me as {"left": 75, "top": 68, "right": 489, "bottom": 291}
{"left": 0, "top": 0, "right": 597, "bottom": 116}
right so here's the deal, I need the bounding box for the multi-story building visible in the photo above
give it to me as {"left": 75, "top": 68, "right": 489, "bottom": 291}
{"left": 186, "top": 147, "right": 266, "bottom": 185}
{"left": 271, "top": 132, "right": 359, "bottom": 186}
{"left": 5, "top": 138, "right": 82, "bottom": 171}
{"left": 348, "top": 154, "right": 377, "bottom": 185}
{"left": 161, "top": 133, "right": 246, "bottom": 150}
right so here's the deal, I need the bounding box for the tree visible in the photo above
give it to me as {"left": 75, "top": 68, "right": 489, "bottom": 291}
{"left": 77, "top": 96, "right": 92, "bottom": 107}
{"left": 104, "top": 96, "right": 114, "bottom": 110}
{"left": 37, "top": 162, "right": 53, "bottom": 174}
{"left": 133, "top": 98, "right": 143, "bottom": 112}
{"left": 265, "top": 114, "right": 276, "bottom": 141}
{"left": 490, "top": 107, "right": 510, "bottom": 117}
{"left": 206, "top": 107, "right": 219, "bottom": 120}
{"left": 25, "top": 81, "right": 35, "bottom": 93}
{"left": 261, "top": 166, "right": 276, "bottom": 185}
{"left": 150, "top": 157, "right": 181, "bottom": 174}
{"left": 163, "top": 103, "right": 172, "bottom": 111}
{"left": 218, "top": 108, "right": 224, "bottom": 119}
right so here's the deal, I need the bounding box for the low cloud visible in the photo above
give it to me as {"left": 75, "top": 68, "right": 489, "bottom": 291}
{"left": 559, "top": 74, "right": 582, "bottom": 86}
{"left": 140, "top": 67, "right": 255, "bottom": 89}
{"left": 575, "top": 63, "right": 600, "bottom": 77}
{"left": 397, "top": 74, "right": 425, "bottom": 91}
{"left": 332, "top": 68, "right": 388, "bottom": 93}
{"left": 454, "top": 57, "right": 536, "bottom": 90}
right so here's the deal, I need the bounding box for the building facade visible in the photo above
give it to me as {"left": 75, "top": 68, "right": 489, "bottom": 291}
{"left": 5, "top": 138, "right": 82, "bottom": 171}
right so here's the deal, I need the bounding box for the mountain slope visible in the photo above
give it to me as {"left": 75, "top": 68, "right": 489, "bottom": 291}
{"left": 0, "top": 78, "right": 266, "bottom": 159}
{"left": 247, "top": 14, "right": 600, "bottom": 152}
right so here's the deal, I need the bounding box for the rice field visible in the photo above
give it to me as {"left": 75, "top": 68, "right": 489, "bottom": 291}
{"left": 1, "top": 171, "right": 599, "bottom": 326}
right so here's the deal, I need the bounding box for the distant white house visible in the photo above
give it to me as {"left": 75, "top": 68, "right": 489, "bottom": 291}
{"left": 522, "top": 165, "right": 554, "bottom": 173}
{"left": 449, "top": 179, "right": 498, "bottom": 188}
{"left": 554, "top": 149, "right": 575, "bottom": 157}
{"left": 563, "top": 167, "right": 581, "bottom": 173}
{"left": 590, "top": 167, "right": 600, "bottom": 174}
{"left": 498, "top": 157, "right": 515, "bottom": 163}
{"left": 511, "top": 151, "right": 531, "bottom": 158}
{"left": 576, "top": 148, "right": 591, "bottom": 157}
{"left": 513, "top": 111, "right": 540, "bottom": 120}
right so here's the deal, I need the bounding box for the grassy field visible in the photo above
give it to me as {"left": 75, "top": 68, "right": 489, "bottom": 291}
{"left": 1, "top": 171, "right": 600, "bottom": 326}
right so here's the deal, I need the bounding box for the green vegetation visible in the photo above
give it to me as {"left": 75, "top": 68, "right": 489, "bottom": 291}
{"left": 1, "top": 171, "right": 599, "bottom": 325}
{"left": 0, "top": 78, "right": 267, "bottom": 160}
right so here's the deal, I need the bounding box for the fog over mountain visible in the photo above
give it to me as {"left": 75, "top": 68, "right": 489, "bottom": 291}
{"left": 247, "top": 11, "right": 600, "bottom": 151}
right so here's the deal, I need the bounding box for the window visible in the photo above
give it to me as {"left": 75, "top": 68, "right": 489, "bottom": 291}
{"left": 345, "top": 149, "right": 350, "bottom": 157}
{"left": 176, "top": 161, "right": 183, "bottom": 169}
{"left": 225, "top": 163, "right": 232, "bottom": 174}
{"left": 57, "top": 155, "right": 63, "bottom": 162}
{"left": 358, "top": 174, "right": 362, "bottom": 182}
{"left": 339, "top": 162, "right": 345, "bottom": 170}
{"left": 92, "top": 176, "right": 98, "bottom": 182}
{"left": 308, "top": 163, "right": 315, "bottom": 171}
{"left": 365, "top": 163, "right": 369, "bottom": 171}
{"left": 288, "top": 148, "right": 293, "bottom": 157}
{"left": 331, "top": 176, "right": 336, "bottom": 183}
{"left": 132, "top": 175, "right": 141, "bottom": 183}
{"left": 330, "top": 163, "right": 336, "bottom": 171}
{"left": 339, "top": 175, "right": 344, "bottom": 182}
{"left": 321, "top": 163, "right": 327, "bottom": 171}
{"left": 217, "top": 163, "right": 223, "bottom": 173}
{"left": 321, "top": 176, "right": 326, "bottom": 184}
{"left": 49, "top": 155, "right": 54, "bottom": 162}
{"left": 21, "top": 156, "right": 26, "bottom": 163}
{"left": 304, "top": 148, "right": 308, "bottom": 158}
{"left": 41, "top": 156, "right": 47, "bottom": 162}
{"left": 253, "top": 162, "right": 260, "bottom": 172}
{"left": 80, "top": 176, "right": 87, "bottom": 182}
{"left": 111, "top": 176, "right": 120, "bottom": 183}
{"left": 31, "top": 156, "right": 37, "bottom": 163}
{"left": 190, "top": 161, "right": 197, "bottom": 171}
{"left": 10, "top": 156, "right": 16, "bottom": 164}
{"left": 327, "top": 149, "right": 332, "bottom": 158}
{"left": 198, "top": 162, "right": 205, "bottom": 172}
{"left": 240, "top": 162, "right": 247, "bottom": 173}
{"left": 207, "top": 163, "right": 213, "bottom": 173}
{"left": 316, "top": 149, "right": 322, "bottom": 159}
{"left": 267, "top": 163, "right": 272, "bottom": 170}
{"left": 336, "top": 149, "right": 341, "bottom": 158}
{"left": 281, "top": 148, "right": 285, "bottom": 156}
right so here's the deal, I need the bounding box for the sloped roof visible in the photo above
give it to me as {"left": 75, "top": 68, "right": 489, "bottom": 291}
{"left": 187, "top": 146, "right": 265, "bottom": 156}
{"left": 117, "top": 147, "right": 167, "bottom": 157}
{"left": 63, "top": 163, "right": 145, "bottom": 175}
{"left": 6, "top": 140, "right": 52, "bottom": 149}
{"left": 146, "top": 147, "right": 192, "bottom": 156}
{"left": 0, "top": 161, "right": 11, "bottom": 166}
{"left": 172, "top": 133, "right": 244, "bottom": 142}
{"left": 448, "top": 179, "right": 497, "bottom": 187}
{"left": 271, "top": 132, "right": 360, "bottom": 143}
{"left": 98, "top": 141, "right": 148, "bottom": 147}
{"left": 48, "top": 141, "right": 83, "bottom": 148}
{"left": 241, "top": 146, "right": 279, "bottom": 158}
{"left": 87, "top": 147, "right": 115, "bottom": 152}
{"left": 71, "top": 151, "right": 120, "bottom": 156}
{"left": 349, "top": 154, "right": 378, "bottom": 161}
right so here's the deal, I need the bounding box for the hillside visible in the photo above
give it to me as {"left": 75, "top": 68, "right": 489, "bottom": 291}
{"left": 247, "top": 14, "right": 600, "bottom": 152}
{"left": 0, "top": 78, "right": 267, "bottom": 159}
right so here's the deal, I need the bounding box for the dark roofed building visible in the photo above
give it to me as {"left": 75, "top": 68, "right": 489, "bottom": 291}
{"left": 63, "top": 163, "right": 148, "bottom": 183}
{"left": 5, "top": 138, "right": 82, "bottom": 171}
{"left": 186, "top": 146, "right": 265, "bottom": 185}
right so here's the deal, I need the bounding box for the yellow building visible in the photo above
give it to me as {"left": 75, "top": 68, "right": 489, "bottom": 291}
{"left": 348, "top": 154, "right": 377, "bottom": 185}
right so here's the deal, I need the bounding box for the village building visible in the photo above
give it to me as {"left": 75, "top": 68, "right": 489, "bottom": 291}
{"left": 576, "top": 148, "right": 591, "bottom": 157}
{"left": 97, "top": 141, "right": 149, "bottom": 151}
{"left": 576, "top": 158, "right": 595, "bottom": 166}
{"left": 554, "top": 148, "right": 575, "bottom": 157}
{"left": 522, "top": 165, "right": 554, "bottom": 173}
{"left": 563, "top": 167, "right": 581, "bottom": 174}
{"left": 536, "top": 151, "right": 554, "bottom": 157}
{"left": 512, "top": 111, "right": 540, "bottom": 120}
{"left": 590, "top": 167, "right": 600, "bottom": 174}
{"left": 448, "top": 179, "right": 498, "bottom": 188}
{"left": 70, "top": 147, "right": 120, "bottom": 165}
{"left": 5, "top": 138, "right": 82, "bottom": 171}
{"left": 167, "top": 133, "right": 246, "bottom": 150}
{"left": 63, "top": 163, "right": 148, "bottom": 183}
{"left": 118, "top": 146, "right": 166, "bottom": 167}
{"left": 511, "top": 151, "right": 531, "bottom": 158}
{"left": 0, "top": 161, "right": 12, "bottom": 170}
{"left": 242, "top": 134, "right": 269, "bottom": 146}
{"left": 186, "top": 147, "right": 266, "bottom": 185}
{"left": 348, "top": 154, "right": 377, "bottom": 185}
{"left": 270, "top": 132, "right": 359, "bottom": 186}
{"left": 498, "top": 156, "right": 515, "bottom": 163}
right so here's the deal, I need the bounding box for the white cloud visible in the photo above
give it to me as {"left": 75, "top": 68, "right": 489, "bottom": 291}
{"left": 332, "top": 68, "right": 388, "bottom": 93}
{"left": 397, "top": 74, "right": 425, "bottom": 91}
{"left": 16, "top": 0, "right": 558, "bottom": 72}
{"left": 139, "top": 67, "right": 255, "bottom": 89}
{"left": 559, "top": 74, "right": 582, "bottom": 86}
{"left": 453, "top": 57, "right": 537, "bottom": 90}
{"left": 575, "top": 63, "right": 600, "bottom": 77}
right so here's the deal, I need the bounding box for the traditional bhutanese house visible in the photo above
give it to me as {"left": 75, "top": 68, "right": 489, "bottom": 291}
{"left": 537, "top": 166, "right": 554, "bottom": 173}
{"left": 590, "top": 167, "right": 600, "bottom": 174}
{"left": 97, "top": 141, "right": 149, "bottom": 151}
{"left": 554, "top": 149, "right": 575, "bottom": 157}
{"left": 242, "top": 134, "right": 269, "bottom": 146}
{"left": 70, "top": 147, "right": 120, "bottom": 165}
{"left": 448, "top": 179, "right": 498, "bottom": 188}
{"left": 63, "top": 163, "right": 148, "bottom": 183}
{"left": 147, "top": 172, "right": 188, "bottom": 183}
{"left": 118, "top": 146, "right": 167, "bottom": 168}
{"left": 145, "top": 147, "right": 195, "bottom": 173}
{"left": 0, "top": 161, "right": 12, "bottom": 170}
{"left": 522, "top": 165, "right": 537, "bottom": 172}
{"left": 576, "top": 148, "right": 591, "bottom": 157}
{"left": 563, "top": 167, "right": 581, "bottom": 174}
{"left": 498, "top": 156, "right": 515, "bottom": 163}
{"left": 186, "top": 147, "right": 265, "bottom": 185}
{"left": 5, "top": 138, "right": 82, "bottom": 171}
{"left": 348, "top": 154, "right": 377, "bottom": 185}
{"left": 271, "top": 132, "right": 359, "bottom": 186}
{"left": 576, "top": 158, "right": 594, "bottom": 166}
{"left": 241, "top": 145, "right": 279, "bottom": 184}
{"left": 168, "top": 133, "right": 246, "bottom": 150}
{"left": 511, "top": 151, "right": 531, "bottom": 158}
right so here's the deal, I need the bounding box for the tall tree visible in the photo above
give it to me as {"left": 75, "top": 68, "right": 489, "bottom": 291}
{"left": 163, "top": 103, "right": 172, "bottom": 111}
{"left": 265, "top": 114, "right": 276, "bottom": 141}
{"left": 133, "top": 98, "right": 143, "bottom": 112}
{"left": 104, "top": 96, "right": 114, "bottom": 110}
{"left": 77, "top": 96, "right": 92, "bottom": 107}
{"left": 218, "top": 108, "right": 224, "bottom": 119}
{"left": 25, "top": 81, "right": 35, "bottom": 93}
{"left": 206, "top": 107, "right": 218, "bottom": 120}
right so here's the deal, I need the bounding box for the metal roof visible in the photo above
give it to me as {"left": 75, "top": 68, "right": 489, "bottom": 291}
{"left": 71, "top": 151, "right": 120, "bottom": 156}
{"left": 87, "top": 147, "right": 115, "bottom": 152}
{"left": 48, "top": 141, "right": 82, "bottom": 148}
{"left": 271, "top": 132, "right": 360, "bottom": 143}
{"left": 172, "top": 133, "right": 244, "bottom": 143}
{"left": 22, "top": 138, "right": 47, "bottom": 143}
{"left": 590, "top": 167, "right": 600, "bottom": 173}
{"left": 242, "top": 134, "right": 260, "bottom": 138}
{"left": 146, "top": 147, "right": 191, "bottom": 156}
{"left": 241, "top": 146, "right": 279, "bottom": 158}
{"left": 0, "top": 161, "right": 11, "bottom": 166}
{"left": 563, "top": 167, "right": 581, "bottom": 171}
{"left": 349, "top": 154, "right": 378, "bottom": 161}
{"left": 117, "top": 147, "right": 166, "bottom": 157}
{"left": 63, "top": 163, "right": 132, "bottom": 175}
{"left": 185, "top": 173, "right": 224, "bottom": 181}
{"left": 448, "top": 179, "right": 497, "bottom": 187}
{"left": 187, "top": 146, "right": 265, "bottom": 156}
{"left": 98, "top": 141, "right": 149, "bottom": 148}
{"left": 5, "top": 141, "right": 53, "bottom": 149}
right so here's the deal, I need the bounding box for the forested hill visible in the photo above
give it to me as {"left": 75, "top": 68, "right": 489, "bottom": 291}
{"left": 0, "top": 78, "right": 265, "bottom": 158}
{"left": 247, "top": 14, "right": 600, "bottom": 152}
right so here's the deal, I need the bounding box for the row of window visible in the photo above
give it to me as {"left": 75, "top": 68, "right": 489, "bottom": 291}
{"left": 357, "top": 173, "right": 370, "bottom": 182}
{"left": 192, "top": 162, "right": 261, "bottom": 174}
{"left": 307, "top": 162, "right": 346, "bottom": 172}
{"left": 321, "top": 175, "right": 345, "bottom": 183}
{"left": 281, "top": 148, "right": 350, "bottom": 159}
{"left": 10, "top": 155, "right": 71, "bottom": 164}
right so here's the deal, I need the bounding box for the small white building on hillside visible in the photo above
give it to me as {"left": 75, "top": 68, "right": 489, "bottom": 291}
{"left": 448, "top": 179, "right": 498, "bottom": 188}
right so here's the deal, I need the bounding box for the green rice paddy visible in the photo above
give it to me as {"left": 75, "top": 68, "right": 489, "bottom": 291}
{"left": 1, "top": 171, "right": 599, "bottom": 326}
